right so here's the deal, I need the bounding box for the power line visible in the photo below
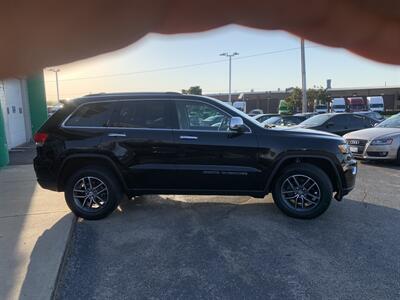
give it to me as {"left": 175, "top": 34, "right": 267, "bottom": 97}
{"left": 45, "top": 46, "right": 320, "bottom": 83}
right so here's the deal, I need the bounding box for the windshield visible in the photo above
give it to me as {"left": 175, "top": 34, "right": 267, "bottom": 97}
{"left": 299, "top": 114, "right": 332, "bottom": 127}
{"left": 377, "top": 114, "right": 400, "bottom": 128}
{"left": 370, "top": 104, "right": 384, "bottom": 108}
{"left": 333, "top": 105, "right": 346, "bottom": 109}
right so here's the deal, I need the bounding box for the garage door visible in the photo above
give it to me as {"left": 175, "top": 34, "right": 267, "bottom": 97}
{"left": 5, "top": 79, "right": 27, "bottom": 148}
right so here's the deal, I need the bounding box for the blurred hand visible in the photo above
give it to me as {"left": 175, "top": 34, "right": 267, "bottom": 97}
{"left": 1, "top": 0, "right": 400, "bottom": 77}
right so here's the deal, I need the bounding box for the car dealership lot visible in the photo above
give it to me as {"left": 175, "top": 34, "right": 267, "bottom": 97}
{"left": 55, "top": 162, "right": 400, "bottom": 300}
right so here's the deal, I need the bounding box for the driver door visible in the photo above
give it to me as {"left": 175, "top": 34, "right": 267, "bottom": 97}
{"left": 172, "top": 100, "right": 262, "bottom": 192}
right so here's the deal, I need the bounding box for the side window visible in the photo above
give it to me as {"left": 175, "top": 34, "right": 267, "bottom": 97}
{"left": 331, "top": 115, "right": 348, "bottom": 128}
{"left": 112, "top": 100, "right": 172, "bottom": 129}
{"left": 65, "top": 102, "right": 114, "bottom": 127}
{"left": 350, "top": 115, "right": 365, "bottom": 128}
{"left": 176, "top": 101, "right": 229, "bottom": 131}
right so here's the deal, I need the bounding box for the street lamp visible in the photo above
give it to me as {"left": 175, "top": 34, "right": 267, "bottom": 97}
{"left": 49, "top": 68, "right": 60, "bottom": 103}
{"left": 220, "top": 52, "right": 239, "bottom": 105}
{"left": 300, "top": 39, "right": 307, "bottom": 113}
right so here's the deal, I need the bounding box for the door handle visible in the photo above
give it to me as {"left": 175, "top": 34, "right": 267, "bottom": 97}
{"left": 179, "top": 135, "right": 198, "bottom": 140}
{"left": 108, "top": 133, "right": 126, "bottom": 137}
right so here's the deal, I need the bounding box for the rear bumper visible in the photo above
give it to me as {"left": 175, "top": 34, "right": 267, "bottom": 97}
{"left": 33, "top": 156, "right": 58, "bottom": 191}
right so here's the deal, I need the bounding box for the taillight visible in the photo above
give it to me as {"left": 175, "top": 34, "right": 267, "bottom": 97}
{"left": 34, "top": 132, "right": 48, "bottom": 146}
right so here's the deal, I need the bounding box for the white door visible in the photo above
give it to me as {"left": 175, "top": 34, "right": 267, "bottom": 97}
{"left": 5, "top": 79, "right": 27, "bottom": 148}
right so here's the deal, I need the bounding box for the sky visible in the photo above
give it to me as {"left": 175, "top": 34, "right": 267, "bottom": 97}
{"left": 44, "top": 25, "right": 400, "bottom": 103}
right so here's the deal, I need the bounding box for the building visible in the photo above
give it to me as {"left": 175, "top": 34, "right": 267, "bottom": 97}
{"left": 327, "top": 86, "right": 400, "bottom": 112}
{"left": 208, "top": 85, "right": 400, "bottom": 114}
{"left": 0, "top": 74, "right": 47, "bottom": 167}
{"left": 207, "top": 90, "right": 290, "bottom": 113}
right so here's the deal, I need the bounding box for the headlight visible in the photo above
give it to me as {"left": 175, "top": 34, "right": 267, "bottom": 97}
{"left": 338, "top": 143, "right": 350, "bottom": 154}
{"left": 371, "top": 138, "right": 393, "bottom": 145}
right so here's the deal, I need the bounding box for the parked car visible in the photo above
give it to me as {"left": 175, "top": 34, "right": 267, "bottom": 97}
{"left": 355, "top": 111, "right": 384, "bottom": 122}
{"left": 233, "top": 101, "right": 246, "bottom": 113}
{"left": 294, "top": 112, "right": 319, "bottom": 119}
{"left": 331, "top": 98, "right": 346, "bottom": 113}
{"left": 344, "top": 113, "right": 400, "bottom": 163}
{"left": 367, "top": 96, "right": 385, "bottom": 113}
{"left": 33, "top": 93, "right": 357, "bottom": 220}
{"left": 253, "top": 113, "right": 280, "bottom": 123}
{"left": 262, "top": 115, "right": 307, "bottom": 127}
{"left": 278, "top": 99, "right": 290, "bottom": 114}
{"left": 201, "top": 114, "right": 225, "bottom": 126}
{"left": 315, "top": 104, "right": 328, "bottom": 114}
{"left": 346, "top": 97, "right": 368, "bottom": 112}
{"left": 47, "top": 104, "right": 63, "bottom": 117}
{"left": 296, "top": 113, "right": 376, "bottom": 135}
{"left": 248, "top": 109, "right": 263, "bottom": 116}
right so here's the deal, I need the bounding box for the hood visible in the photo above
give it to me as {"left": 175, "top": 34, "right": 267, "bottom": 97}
{"left": 271, "top": 126, "right": 340, "bottom": 138}
{"left": 344, "top": 127, "right": 400, "bottom": 140}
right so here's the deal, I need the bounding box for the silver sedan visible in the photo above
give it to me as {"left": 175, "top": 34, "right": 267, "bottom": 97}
{"left": 344, "top": 113, "right": 400, "bottom": 163}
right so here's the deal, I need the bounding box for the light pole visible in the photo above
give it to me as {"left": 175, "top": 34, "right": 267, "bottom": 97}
{"left": 300, "top": 39, "right": 307, "bottom": 113}
{"left": 220, "top": 52, "right": 239, "bottom": 105}
{"left": 49, "top": 68, "right": 60, "bottom": 103}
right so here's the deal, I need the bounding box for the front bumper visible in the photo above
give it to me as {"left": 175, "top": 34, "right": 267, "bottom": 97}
{"left": 335, "top": 158, "right": 357, "bottom": 201}
{"left": 348, "top": 139, "right": 399, "bottom": 160}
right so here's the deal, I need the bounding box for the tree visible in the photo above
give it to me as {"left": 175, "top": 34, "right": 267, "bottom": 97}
{"left": 285, "top": 87, "right": 302, "bottom": 113}
{"left": 307, "top": 87, "right": 329, "bottom": 110}
{"left": 182, "top": 86, "right": 202, "bottom": 95}
{"left": 286, "top": 87, "right": 330, "bottom": 113}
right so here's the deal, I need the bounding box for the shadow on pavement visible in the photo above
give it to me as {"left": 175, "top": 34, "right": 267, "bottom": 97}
{"left": 19, "top": 214, "right": 74, "bottom": 300}
{"left": 0, "top": 167, "right": 36, "bottom": 300}
{"left": 55, "top": 195, "right": 400, "bottom": 299}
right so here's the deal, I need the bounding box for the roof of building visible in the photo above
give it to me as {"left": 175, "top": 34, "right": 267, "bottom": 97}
{"left": 327, "top": 85, "right": 400, "bottom": 91}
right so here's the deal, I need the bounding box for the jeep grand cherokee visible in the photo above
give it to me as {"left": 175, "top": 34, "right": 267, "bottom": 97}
{"left": 33, "top": 93, "right": 357, "bottom": 220}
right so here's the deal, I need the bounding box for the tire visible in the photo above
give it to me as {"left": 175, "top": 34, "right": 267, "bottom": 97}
{"left": 64, "top": 166, "right": 125, "bottom": 220}
{"left": 272, "top": 163, "right": 333, "bottom": 219}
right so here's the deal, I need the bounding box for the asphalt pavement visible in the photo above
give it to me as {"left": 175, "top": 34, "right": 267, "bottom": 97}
{"left": 55, "top": 162, "right": 400, "bottom": 300}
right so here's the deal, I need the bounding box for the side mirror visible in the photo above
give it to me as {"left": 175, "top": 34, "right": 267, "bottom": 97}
{"left": 229, "top": 117, "right": 245, "bottom": 132}
{"left": 326, "top": 121, "right": 334, "bottom": 128}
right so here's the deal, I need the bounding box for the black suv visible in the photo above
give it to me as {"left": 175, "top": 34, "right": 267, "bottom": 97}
{"left": 34, "top": 93, "right": 357, "bottom": 220}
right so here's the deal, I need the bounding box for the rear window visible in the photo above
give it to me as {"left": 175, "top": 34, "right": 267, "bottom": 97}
{"left": 65, "top": 102, "right": 114, "bottom": 127}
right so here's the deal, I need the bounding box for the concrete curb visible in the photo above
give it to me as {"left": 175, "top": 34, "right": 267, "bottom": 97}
{"left": 51, "top": 215, "right": 77, "bottom": 300}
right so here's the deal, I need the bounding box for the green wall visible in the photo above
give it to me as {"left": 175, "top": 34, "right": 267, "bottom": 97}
{"left": 27, "top": 73, "right": 48, "bottom": 135}
{"left": 0, "top": 103, "right": 9, "bottom": 167}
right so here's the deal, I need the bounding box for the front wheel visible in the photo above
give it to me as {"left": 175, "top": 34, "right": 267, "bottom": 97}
{"left": 272, "top": 163, "right": 333, "bottom": 219}
{"left": 65, "top": 166, "right": 125, "bottom": 220}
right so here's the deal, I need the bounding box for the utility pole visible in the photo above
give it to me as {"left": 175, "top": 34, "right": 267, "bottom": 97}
{"left": 220, "top": 52, "right": 239, "bottom": 105}
{"left": 49, "top": 68, "right": 60, "bottom": 103}
{"left": 301, "top": 39, "right": 307, "bottom": 113}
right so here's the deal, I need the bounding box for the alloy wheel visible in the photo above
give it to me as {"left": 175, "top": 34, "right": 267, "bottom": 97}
{"left": 280, "top": 174, "right": 321, "bottom": 211}
{"left": 72, "top": 176, "right": 109, "bottom": 211}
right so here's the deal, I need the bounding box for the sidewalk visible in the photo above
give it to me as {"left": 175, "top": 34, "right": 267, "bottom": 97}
{"left": 0, "top": 164, "right": 75, "bottom": 300}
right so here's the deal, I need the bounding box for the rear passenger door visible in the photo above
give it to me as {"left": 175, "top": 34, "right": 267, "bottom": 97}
{"left": 347, "top": 114, "right": 370, "bottom": 133}
{"left": 325, "top": 115, "right": 349, "bottom": 135}
{"left": 62, "top": 101, "right": 117, "bottom": 149}
{"left": 100, "top": 100, "right": 178, "bottom": 190}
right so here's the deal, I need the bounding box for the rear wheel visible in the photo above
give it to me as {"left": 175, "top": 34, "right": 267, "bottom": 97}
{"left": 65, "top": 166, "right": 124, "bottom": 220}
{"left": 272, "top": 163, "right": 333, "bottom": 219}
